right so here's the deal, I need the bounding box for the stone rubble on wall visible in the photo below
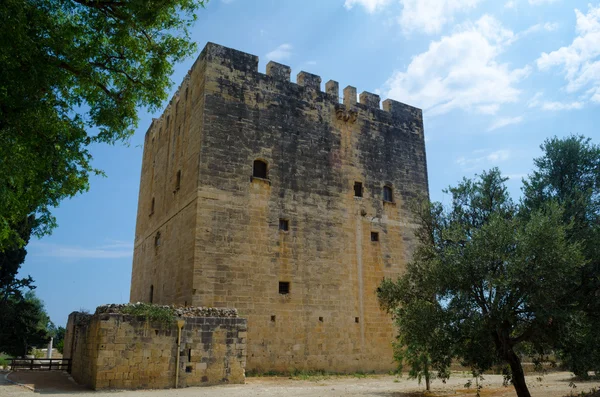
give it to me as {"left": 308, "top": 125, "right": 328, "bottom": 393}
{"left": 94, "top": 303, "right": 239, "bottom": 318}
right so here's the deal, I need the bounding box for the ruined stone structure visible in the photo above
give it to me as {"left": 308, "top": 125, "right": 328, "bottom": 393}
{"left": 130, "top": 42, "right": 429, "bottom": 373}
{"left": 63, "top": 307, "right": 246, "bottom": 389}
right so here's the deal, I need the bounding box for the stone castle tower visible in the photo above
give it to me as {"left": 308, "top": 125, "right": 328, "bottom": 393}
{"left": 130, "top": 43, "right": 429, "bottom": 373}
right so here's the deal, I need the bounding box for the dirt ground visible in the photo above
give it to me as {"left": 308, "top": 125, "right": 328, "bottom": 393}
{"left": 1, "top": 370, "right": 599, "bottom": 396}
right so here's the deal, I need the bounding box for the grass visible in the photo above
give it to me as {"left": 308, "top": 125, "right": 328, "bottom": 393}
{"left": 120, "top": 303, "right": 176, "bottom": 325}
{"left": 0, "top": 356, "right": 10, "bottom": 367}
{"left": 247, "top": 369, "right": 376, "bottom": 381}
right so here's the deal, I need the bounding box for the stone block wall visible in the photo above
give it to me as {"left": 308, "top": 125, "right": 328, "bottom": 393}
{"left": 131, "top": 42, "right": 429, "bottom": 373}
{"left": 63, "top": 308, "right": 246, "bottom": 390}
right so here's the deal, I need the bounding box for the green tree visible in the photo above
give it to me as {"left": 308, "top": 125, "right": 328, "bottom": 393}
{"left": 0, "top": 290, "right": 52, "bottom": 357}
{"left": 523, "top": 135, "right": 600, "bottom": 377}
{"left": 0, "top": 0, "right": 206, "bottom": 250}
{"left": 0, "top": 216, "right": 36, "bottom": 304}
{"left": 48, "top": 324, "right": 66, "bottom": 354}
{"left": 378, "top": 202, "right": 452, "bottom": 391}
{"left": 380, "top": 169, "right": 585, "bottom": 397}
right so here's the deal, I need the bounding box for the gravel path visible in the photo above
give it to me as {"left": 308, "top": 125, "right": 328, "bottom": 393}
{"left": 1, "top": 371, "right": 599, "bottom": 396}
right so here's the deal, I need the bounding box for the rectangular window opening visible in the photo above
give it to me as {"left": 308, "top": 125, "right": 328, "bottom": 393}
{"left": 355, "top": 317, "right": 360, "bottom": 323}
{"left": 175, "top": 170, "right": 181, "bottom": 192}
{"left": 319, "top": 317, "right": 324, "bottom": 322}
{"left": 383, "top": 186, "right": 393, "bottom": 202}
{"left": 371, "top": 232, "right": 379, "bottom": 242}
{"left": 354, "top": 182, "right": 363, "bottom": 197}
{"left": 279, "top": 219, "right": 289, "bottom": 231}
{"left": 279, "top": 281, "right": 290, "bottom": 295}
{"left": 185, "top": 366, "right": 192, "bottom": 373}
{"left": 271, "top": 315, "right": 276, "bottom": 322}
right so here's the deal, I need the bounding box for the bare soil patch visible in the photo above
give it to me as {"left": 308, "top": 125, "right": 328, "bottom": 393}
{"left": 0, "top": 371, "right": 598, "bottom": 396}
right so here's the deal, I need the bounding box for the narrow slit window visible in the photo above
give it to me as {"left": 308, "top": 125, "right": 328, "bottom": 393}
{"left": 154, "top": 231, "right": 161, "bottom": 247}
{"left": 279, "top": 219, "right": 289, "bottom": 231}
{"left": 354, "top": 182, "right": 363, "bottom": 197}
{"left": 253, "top": 159, "right": 268, "bottom": 179}
{"left": 279, "top": 281, "right": 290, "bottom": 295}
{"left": 175, "top": 170, "right": 181, "bottom": 191}
{"left": 371, "top": 232, "right": 379, "bottom": 242}
{"left": 150, "top": 197, "right": 155, "bottom": 215}
{"left": 383, "top": 185, "right": 393, "bottom": 202}
{"left": 149, "top": 285, "right": 154, "bottom": 303}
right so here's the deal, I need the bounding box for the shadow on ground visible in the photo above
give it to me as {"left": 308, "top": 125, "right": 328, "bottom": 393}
{"left": 5, "top": 371, "right": 92, "bottom": 394}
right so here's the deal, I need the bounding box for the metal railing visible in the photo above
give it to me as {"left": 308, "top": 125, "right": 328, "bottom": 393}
{"left": 8, "top": 358, "right": 71, "bottom": 372}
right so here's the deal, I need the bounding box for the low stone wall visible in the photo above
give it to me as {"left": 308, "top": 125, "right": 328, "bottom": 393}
{"left": 63, "top": 306, "right": 247, "bottom": 390}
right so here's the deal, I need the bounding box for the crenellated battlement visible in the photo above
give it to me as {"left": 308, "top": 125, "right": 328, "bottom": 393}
{"left": 144, "top": 42, "right": 423, "bottom": 141}
{"left": 191, "top": 42, "right": 422, "bottom": 123}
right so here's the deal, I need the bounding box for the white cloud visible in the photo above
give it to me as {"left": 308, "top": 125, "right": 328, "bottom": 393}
{"left": 456, "top": 149, "right": 512, "bottom": 170}
{"left": 505, "top": 0, "right": 516, "bottom": 9}
{"left": 478, "top": 104, "right": 500, "bottom": 114}
{"left": 399, "top": 0, "right": 482, "bottom": 34}
{"left": 344, "top": 0, "right": 391, "bottom": 13}
{"left": 266, "top": 44, "right": 293, "bottom": 62}
{"left": 528, "top": 92, "right": 585, "bottom": 111}
{"left": 384, "top": 15, "right": 530, "bottom": 116}
{"left": 529, "top": 0, "right": 560, "bottom": 5}
{"left": 520, "top": 22, "right": 559, "bottom": 37}
{"left": 506, "top": 173, "right": 526, "bottom": 180}
{"left": 487, "top": 116, "right": 524, "bottom": 131}
{"left": 29, "top": 241, "right": 133, "bottom": 259}
{"left": 536, "top": 4, "right": 600, "bottom": 105}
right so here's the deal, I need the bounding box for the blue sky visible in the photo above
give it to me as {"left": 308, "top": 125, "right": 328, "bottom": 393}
{"left": 22, "top": 0, "right": 600, "bottom": 327}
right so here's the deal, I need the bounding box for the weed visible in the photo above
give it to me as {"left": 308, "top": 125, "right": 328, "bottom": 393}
{"left": 120, "top": 303, "right": 175, "bottom": 325}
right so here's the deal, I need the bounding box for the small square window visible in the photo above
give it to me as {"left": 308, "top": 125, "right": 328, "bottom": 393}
{"left": 371, "top": 232, "right": 379, "bottom": 242}
{"left": 355, "top": 317, "right": 360, "bottom": 323}
{"left": 319, "top": 317, "right": 324, "bottom": 322}
{"left": 185, "top": 366, "right": 192, "bottom": 373}
{"left": 253, "top": 159, "right": 268, "bottom": 179}
{"left": 271, "top": 315, "right": 276, "bottom": 322}
{"left": 354, "top": 182, "right": 363, "bottom": 197}
{"left": 279, "top": 281, "right": 290, "bottom": 295}
{"left": 279, "top": 219, "right": 289, "bottom": 231}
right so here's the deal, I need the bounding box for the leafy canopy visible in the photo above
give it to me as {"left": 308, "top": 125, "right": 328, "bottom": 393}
{"left": 523, "top": 135, "right": 600, "bottom": 378}
{"left": 379, "top": 169, "right": 585, "bottom": 397}
{"left": 0, "top": 0, "right": 206, "bottom": 249}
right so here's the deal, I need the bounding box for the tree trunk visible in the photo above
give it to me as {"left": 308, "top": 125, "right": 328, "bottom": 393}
{"left": 506, "top": 348, "right": 531, "bottom": 397}
{"left": 425, "top": 374, "right": 430, "bottom": 391}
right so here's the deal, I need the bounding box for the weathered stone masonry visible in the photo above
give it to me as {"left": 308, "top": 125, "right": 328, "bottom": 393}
{"left": 130, "top": 42, "right": 429, "bottom": 373}
{"left": 63, "top": 308, "right": 246, "bottom": 389}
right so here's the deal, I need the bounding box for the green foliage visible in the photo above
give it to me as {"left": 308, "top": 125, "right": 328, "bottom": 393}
{"left": 0, "top": 219, "right": 53, "bottom": 357}
{"left": 0, "top": 216, "right": 36, "bottom": 304}
{"left": 523, "top": 135, "right": 600, "bottom": 378}
{"left": 48, "top": 324, "right": 66, "bottom": 354}
{"left": 120, "top": 303, "right": 176, "bottom": 325}
{"left": 0, "top": 290, "right": 52, "bottom": 357}
{"left": 0, "top": 0, "right": 207, "bottom": 250}
{"left": 379, "top": 168, "right": 585, "bottom": 397}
